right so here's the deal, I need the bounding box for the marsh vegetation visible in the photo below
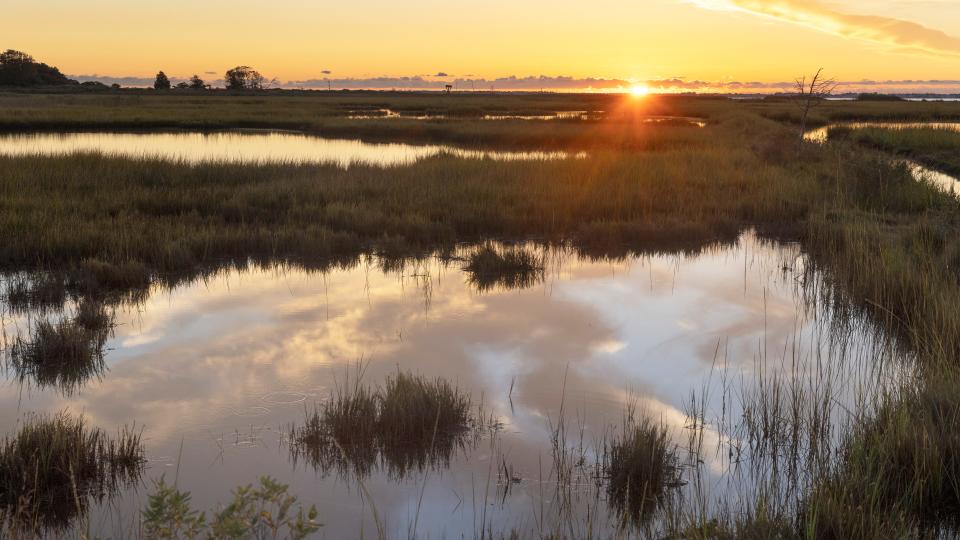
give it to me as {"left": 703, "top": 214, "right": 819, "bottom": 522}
{"left": 8, "top": 300, "right": 113, "bottom": 395}
{"left": 0, "top": 411, "right": 143, "bottom": 533}
{"left": 289, "top": 371, "right": 478, "bottom": 479}
{"left": 0, "top": 91, "right": 959, "bottom": 537}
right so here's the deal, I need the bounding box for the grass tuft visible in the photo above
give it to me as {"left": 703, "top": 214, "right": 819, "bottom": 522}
{"left": 464, "top": 244, "right": 544, "bottom": 292}
{"left": 290, "top": 371, "right": 475, "bottom": 479}
{"left": 0, "top": 411, "right": 144, "bottom": 532}
{"left": 9, "top": 301, "right": 113, "bottom": 395}
{"left": 605, "top": 409, "right": 679, "bottom": 526}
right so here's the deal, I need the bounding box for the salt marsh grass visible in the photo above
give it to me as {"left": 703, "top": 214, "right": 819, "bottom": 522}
{"left": 604, "top": 408, "right": 679, "bottom": 527}
{"left": 289, "top": 371, "right": 476, "bottom": 479}
{"left": 464, "top": 244, "right": 545, "bottom": 292}
{"left": 9, "top": 300, "right": 113, "bottom": 395}
{"left": 0, "top": 411, "right": 143, "bottom": 533}
{"left": 3, "top": 92, "right": 960, "bottom": 537}
{"left": 831, "top": 125, "right": 960, "bottom": 177}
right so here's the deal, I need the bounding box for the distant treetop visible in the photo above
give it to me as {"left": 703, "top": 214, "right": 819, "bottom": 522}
{"left": 154, "top": 71, "right": 171, "bottom": 90}
{"left": 225, "top": 66, "right": 266, "bottom": 90}
{"left": 0, "top": 50, "right": 33, "bottom": 65}
{"left": 0, "top": 49, "right": 75, "bottom": 86}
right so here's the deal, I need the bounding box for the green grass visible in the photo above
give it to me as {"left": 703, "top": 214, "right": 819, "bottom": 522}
{"left": 289, "top": 371, "right": 475, "bottom": 479}
{"left": 754, "top": 97, "right": 960, "bottom": 126}
{"left": 3, "top": 272, "right": 67, "bottom": 313}
{"left": 604, "top": 410, "right": 679, "bottom": 527}
{"left": 0, "top": 110, "right": 814, "bottom": 280}
{"left": 464, "top": 243, "right": 545, "bottom": 292}
{"left": 9, "top": 301, "right": 113, "bottom": 395}
{"left": 0, "top": 411, "right": 143, "bottom": 533}
{"left": 0, "top": 91, "right": 721, "bottom": 150}
{"left": 830, "top": 126, "right": 960, "bottom": 178}
{"left": 3, "top": 92, "right": 960, "bottom": 536}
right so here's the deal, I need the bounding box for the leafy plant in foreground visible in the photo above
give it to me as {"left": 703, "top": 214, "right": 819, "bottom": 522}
{"left": 142, "top": 476, "right": 321, "bottom": 539}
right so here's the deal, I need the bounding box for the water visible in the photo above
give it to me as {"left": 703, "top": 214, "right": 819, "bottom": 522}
{"left": 346, "top": 108, "right": 707, "bottom": 126}
{"left": 803, "top": 121, "right": 960, "bottom": 144}
{"left": 804, "top": 121, "right": 960, "bottom": 191}
{"left": 0, "top": 233, "right": 907, "bottom": 536}
{"left": 347, "top": 109, "right": 603, "bottom": 121}
{"left": 0, "top": 131, "right": 584, "bottom": 168}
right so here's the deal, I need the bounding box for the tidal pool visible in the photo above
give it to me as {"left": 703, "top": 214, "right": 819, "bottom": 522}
{"left": 346, "top": 108, "right": 603, "bottom": 121}
{"left": 803, "top": 121, "right": 960, "bottom": 144}
{"left": 0, "top": 131, "right": 583, "bottom": 168}
{"left": 0, "top": 233, "right": 907, "bottom": 537}
{"left": 804, "top": 121, "right": 960, "bottom": 191}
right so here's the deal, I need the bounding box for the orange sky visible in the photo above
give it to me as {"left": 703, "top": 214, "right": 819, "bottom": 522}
{"left": 4, "top": 0, "right": 960, "bottom": 91}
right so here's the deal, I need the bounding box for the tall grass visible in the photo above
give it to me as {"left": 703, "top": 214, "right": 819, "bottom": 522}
{"left": 0, "top": 411, "right": 144, "bottom": 533}
{"left": 830, "top": 126, "right": 960, "bottom": 178}
{"left": 3, "top": 94, "right": 960, "bottom": 536}
{"left": 9, "top": 300, "right": 113, "bottom": 395}
{"left": 0, "top": 115, "right": 809, "bottom": 284}
{"left": 464, "top": 243, "right": 545, "bottom": 292}
{"left": 604, "top": 408, "right": 679, "bottom": 527}
{"left": 289, "top": 371, "right": 476, "bottom": 479}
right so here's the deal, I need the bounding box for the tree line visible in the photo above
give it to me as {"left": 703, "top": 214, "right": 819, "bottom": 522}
{"left": 0, "top": 49, "right": 272, "bottom": 91}
{"left": 0, "top": 49, "right": 74, "bottom": 86}
{"left": 153, "top": 66, "right": 269, "bottom": 91}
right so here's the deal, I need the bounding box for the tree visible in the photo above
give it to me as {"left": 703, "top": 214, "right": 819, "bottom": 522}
{"left": 175, "top": 82, "right": 189, "bottom": 89}
{"left": 0, "top": 49, "right": 74, "bottom": 86}
{"left": 0, "top": 49, "right": 33, "bottom": 65}
{"left": 154, "top": 71, "right": 171, "bottom": 90}
{"left": 794, "top": 68, "right": 838, "bottom": 146}
{"left": 224, "top": 66, "right": 265, "bottom": 90}
{"left": 188, "top": 75, "right": 206, "bottom": 89}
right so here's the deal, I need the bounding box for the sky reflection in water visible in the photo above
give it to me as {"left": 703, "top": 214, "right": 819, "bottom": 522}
{"left": 0, "top": 233, "right": 905, "bottom": 536}
{"left": 0, "top": 131, "right": 582, "bottom": 168}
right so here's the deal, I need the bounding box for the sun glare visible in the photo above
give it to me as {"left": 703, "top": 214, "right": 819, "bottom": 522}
{"left": 630, "top": 85, "right": 650, "bottom": 97}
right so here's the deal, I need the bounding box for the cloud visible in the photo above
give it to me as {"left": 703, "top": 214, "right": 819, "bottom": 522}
{"left": 690, "top": 0, "right": 960, "bottom": 56}
{"left": 71, "top": 74, "right": 162, "bottom": 86}
{"left": 68, "top": 72, "right": 960, "bottom": 93}
{"left": 288, "top": 74, "right": 960, "bottom": 93}
{"left": 289, "top": 75, "right": 632, "bottom": 91}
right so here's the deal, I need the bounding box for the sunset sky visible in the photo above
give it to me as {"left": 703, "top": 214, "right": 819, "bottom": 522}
{"left": 5, "top": 0, "right": 960, "bottom": 92}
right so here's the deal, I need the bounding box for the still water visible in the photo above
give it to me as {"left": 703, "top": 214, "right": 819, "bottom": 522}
{"left": 803, "top": 121, "right": 960, "bottom": 144}
{"left": 346, "top": 108, "right": 603, "bottom": 120}
{"left": 0, "top": 131, "right": 583, "bottom": 168}
{"left": 804, "top": 121, "right": 960, "bottom": 191}
{"left": 0, "top": 233, "right": 906, "bottom": 537}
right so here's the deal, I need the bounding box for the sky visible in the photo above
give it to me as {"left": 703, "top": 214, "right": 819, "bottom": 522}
{"left": 4, "top": 0, "right": 960, "bottom": 92}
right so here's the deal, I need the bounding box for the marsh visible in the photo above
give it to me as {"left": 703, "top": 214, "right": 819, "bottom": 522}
{"left": 0, "top": 91, "right": 959, "bottom": 537}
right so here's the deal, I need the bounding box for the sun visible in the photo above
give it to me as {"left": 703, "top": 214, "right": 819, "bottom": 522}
{"left": 630, "top": 85, "right": 650, "bottom": 97}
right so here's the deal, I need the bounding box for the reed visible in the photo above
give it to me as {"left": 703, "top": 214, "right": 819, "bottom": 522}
{"left": 831, "top": 125, "right": 960, "bottom": 178}
{"left": 0, "top": 411, "right": 143, "bottom": 533}
{"left": 2, "top": 93, "right": 960, "bottom": 536}
{"left": 9, "top": 300, "right": 113, "bottom": 394}
{"left": 289, "top": 371, "right": 475, "bottom": 480}
{"left": 604, "top": 409, "right": 679, "bottom": 527}
{"left": 464, "top": 244, "right": 544, "bottom": 292}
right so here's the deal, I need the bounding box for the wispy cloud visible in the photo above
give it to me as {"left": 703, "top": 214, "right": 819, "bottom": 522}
{"left": 690, "top": 0, "right": 960, "bottom": 56}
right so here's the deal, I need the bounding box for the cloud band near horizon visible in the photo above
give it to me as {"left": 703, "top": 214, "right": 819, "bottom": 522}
{"left": 70, "top": 73, "right": 960, "bottom": 94}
